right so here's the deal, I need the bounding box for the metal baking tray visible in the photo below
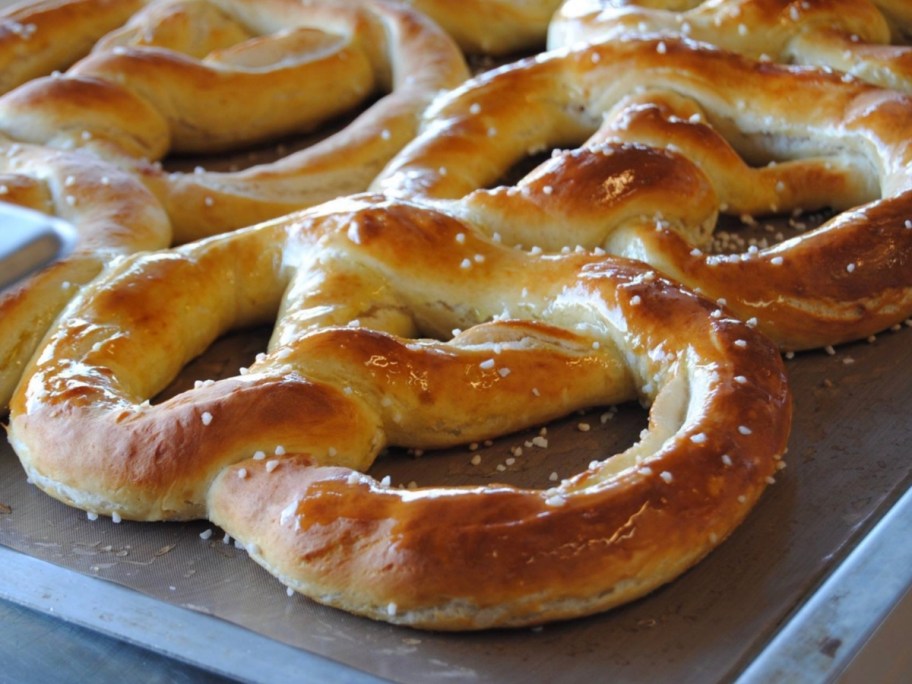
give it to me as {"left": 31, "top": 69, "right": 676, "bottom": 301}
{"left": 1, "top": 316, "right": 910, "bottom": 682}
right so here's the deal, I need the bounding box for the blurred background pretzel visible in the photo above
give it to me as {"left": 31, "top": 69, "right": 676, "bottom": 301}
{"left": 0, "top": 0, "right": 145, "bottom": 95}
{"left": 402, "top": 0, "right": 562, "bottom": 55}
{"left": 375, "top": 37, "right": 912, "bottom": 351}
{"left": 0, "top": 0, "right": 469, "bottom": 410}
{"left": 549, "top": 0, "right": 912, "bottom": 93}
{"left": 0, "top": 0, "right": 469, "bottom": 241}
{"left": 7, "top": 193, "right": 790, "bottom": 629}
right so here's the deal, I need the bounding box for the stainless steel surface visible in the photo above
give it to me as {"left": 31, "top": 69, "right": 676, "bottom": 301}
{"left": 0, "top": 202, "right": 76, "bottom": 290}
{"left": 0, "top": 545, "right": 380, "bottom": 684}
{"left": 738, "top": 486, "right": 912, "bottom": 683}
{"left": 1, "top": 322, "right": 910, "bottom": 683}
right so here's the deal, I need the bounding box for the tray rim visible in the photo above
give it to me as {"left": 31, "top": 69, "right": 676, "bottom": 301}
{"left": 0, "top": 483, "right": 909, "bottom": 684}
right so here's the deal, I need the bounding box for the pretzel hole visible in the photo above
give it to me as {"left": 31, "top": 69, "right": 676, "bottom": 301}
{"left": 706, "top": 208, "right": 836, "bottom": 256}
{"left": 367, "top": 402, "right": 648, "bottom": 492}
{"left": 148, "top": 319, "right": 651, "bottom": 493}
{"left": 151, "top": 325, "right": 272, "bottom": 403}
{"left": 160, "top": 90, "right": 382, "bottom": 174}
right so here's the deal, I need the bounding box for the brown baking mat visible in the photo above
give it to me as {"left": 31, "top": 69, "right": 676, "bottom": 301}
{"left": 1, "top": 319, "right": 910, "bottom": 682}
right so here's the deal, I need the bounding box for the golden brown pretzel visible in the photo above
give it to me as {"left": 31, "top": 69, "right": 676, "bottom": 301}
{"left": 401, "top": 0, "right": 562, "bottom": 55}
{"left": 0, "top": 0, "right": 145, "bottom": 95}
{"left": 549, "top": 0, "right": 912, "bottom": 92}
{"left": 0, "top": 0, "right": 469, "bottom": 241}
{"left": 7, "top": 194, "right": 791, "bottom": 629}
{"left": 375, "top": 37, "right": 912, "bottom": 350}
{"left": 0, "top": 143, "right": 170, "bottom": 409}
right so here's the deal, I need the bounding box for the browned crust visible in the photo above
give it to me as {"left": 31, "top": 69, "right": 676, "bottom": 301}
{"left": 0, "top": 143, "right": 170, "bottom": 409}
{"left": 0, "top": 0, "right": 471, "bottom": 240}
{"left": 375, "top": 37, "right": 912, "bottom": 349}
{"left": 9, "top": 195, "right": 791, "bottom": 629}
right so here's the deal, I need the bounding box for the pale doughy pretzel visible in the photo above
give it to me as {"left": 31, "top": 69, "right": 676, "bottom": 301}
{"left": 0, "top": 0, "right": 146, "bottom": 95}
{"left": 0, "top": 142, "right": 170, "bottom": 409}
{"left": 7, "top": 194, "right": 791, "bottom": 629}
{"left": 375, "top": 37, "right": 912, "bottom": 350}
{"left": 549, "top": 0, "right": 912, "bottom": 92}
{"left": 401, "top": 0, "right": 562, "bottom": 55}
{"left": 0, "top": 0, "right": 469, "bottom": 241}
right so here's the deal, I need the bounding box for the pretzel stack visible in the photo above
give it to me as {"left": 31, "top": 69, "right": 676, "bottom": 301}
{"left": 1, "top": 0, "right": 910, "bottom": 630}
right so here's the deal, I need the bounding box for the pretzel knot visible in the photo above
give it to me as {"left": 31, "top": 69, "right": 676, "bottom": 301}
{"left": 8, "top": 193, "right": 790, "bottom": 629}
{"left": 549, "top": 0, "right": 912, "bottom": 93}
{"left": 0, "top": 0, "right": 468, "bottom": 241}
{"left": 376, "top": 37, "right": 912, "bottom": 350}
{"left": 0, "top": 142, "right": 170, "bottom": 408}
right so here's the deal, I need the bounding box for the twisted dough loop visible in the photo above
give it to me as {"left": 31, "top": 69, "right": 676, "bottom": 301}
{"left": 0, "top": 142, "right": 170, "bottom": 408}
{"left": 376, "top": 37, "right": 912, "bottom": 350}
{"left": 549, "top": 0, "right": 912, "bottom": 93}
{"left": 0, "top": 0, "right": 469, "bottom": 241}
{"left": 0, "top": 0, "right": 145, "bottom": 95}
{"left": 402, "top": 0, "right": 562, "bottom": 55}
{"left": 8, "top": 194, "right": 791, "bottom": 629}
{"left": 0, "top": 0, "right": 467, "bottom": 411}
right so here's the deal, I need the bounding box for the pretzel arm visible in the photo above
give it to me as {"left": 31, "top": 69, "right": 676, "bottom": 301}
{"left": 0, "top": 144, "right": 170, "bottom": 408}
{"left": 374, "top": 38, "right": 912, "bottom": 349}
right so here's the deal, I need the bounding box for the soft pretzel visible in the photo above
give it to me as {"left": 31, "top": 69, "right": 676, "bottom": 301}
{"left": 400, "top": 0, "right": 562, "bottom": 55}
{"left": 375, "top": 37, "right": 912, "bottom": 350}
{"left": 0, "top": 0, "right": 145, "bottom": 95}
{"left": 0, "top": 142, "right": 170, "bottom": 409}
{"left": 7, "top": 193, "right": 791, "bottom": 630}
{"left": 0, "top": 0, "right": 469, "bottom": 241}
{"left": 549, "top": 0, "right": 912, "bottom": 92}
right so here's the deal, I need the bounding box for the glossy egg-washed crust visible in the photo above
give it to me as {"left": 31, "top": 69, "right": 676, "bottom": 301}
{"left": 375, "top": 36, "right": 912, "bottom": 351}
{"left": 0, "top": 0, "right": 468, "bottom": 411}
{"left": 0, "top": 142, "right": 170, "bottom": 409}
{"left": 0, "top": 0, "right": 469, "bottom": 241}
{"left": 8, "top": 195, "right": 791, "bottom": 629}
{"left": 402, "top": 0, "right": 562, "bottom": 55}
{"left": 550, "top": 0, "right": 912, "bottom": 92}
